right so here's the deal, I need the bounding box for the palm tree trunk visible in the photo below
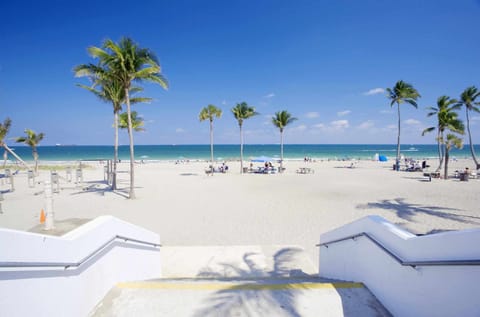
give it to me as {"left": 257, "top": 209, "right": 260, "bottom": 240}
{"left": 444, "top": 146, "right": 449, "bottom": 180}
{"left": 436, "top": 130, "right": 444, "bottom": 173}
{"left": 466, "top": 108, "right": 480, "bottom": 169}
{"left": 33, "top": 148, "right": 39, "bottom": 173}
{"left": 240, "top": 124, "right": 244, "bottom": 174}
{"left": 112, "top": 112, "right": 118, "bottom": 190}
{"left": 280, "top": 129, "right": 284, "bottom": 172}
{"left": 210, "top": 119, "right": 214, "bottom": 172}
{"left": 3, "top": 144, "right": 30, "bottom": 170}
{"left": 125, "top": 88, "right": 136, "bottom": 199}
{"left": 3, "top": 150, "right": 7, "bottom": 168}
{"left": 396, "top": 102, "right": 401, "bottom": 171}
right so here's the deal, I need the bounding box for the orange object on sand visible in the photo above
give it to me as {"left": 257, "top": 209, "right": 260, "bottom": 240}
{"left": 40, "top": 209, "right": 46, "bottom": 224}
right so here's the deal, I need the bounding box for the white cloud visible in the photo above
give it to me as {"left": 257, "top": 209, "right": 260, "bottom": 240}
{"left": 386, "top": 124, "right": 396, "bottom": 130}
{"left": 337, "top": 110, "right": 351, "bottom": 117}
{"left": 305, "top": 112, "right": 319, "bottom": 119}
{"left": 404, "top": 119, "right": 421, "bottom": 125}
{"left": 471, "top": 116, "right": 480, "bottom": 121}
{"left": 364, "top": 88, "right": 385, "bottom": 96}
{"left": 331, "top": 120, "right": 349, "bottom": 129}
{"left": 175, "top": 128, "right": 185, "bottom": 133}
{"left": 313, "top": 123, "right": 325, "bottom": 129}
{"left": 380, "top": 109, "right": 393, "bottom": 114}
{"left": 357, "top": 120, "right": 374, "bottom": 129}
{"left": 221, "top": 100, "right": 227, "bottom": 105}
{"left": 263, "top": 93, "right": 275, "bottom": 98}
{"left": 292, "top": 124, "right": 307, "bottom": 132}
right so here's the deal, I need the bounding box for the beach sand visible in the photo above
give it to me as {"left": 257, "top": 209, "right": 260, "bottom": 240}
{"left": 1, "top": 159, "right": 479, "bottom": 263}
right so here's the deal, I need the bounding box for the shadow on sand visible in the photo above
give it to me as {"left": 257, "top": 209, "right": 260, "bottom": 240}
{"left": 357, "top": 197, "right": 480, "bottom": 225}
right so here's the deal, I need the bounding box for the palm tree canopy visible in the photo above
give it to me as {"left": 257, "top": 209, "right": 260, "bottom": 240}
{"left": 457, "top": 86, "right": 480, "bottom": 112}
{"left": 0, "top": 118, "right": 12, "bottom": 145}
{"left": 386, "top": 80, "right": 421, "bottom": 107}
{"left": 423, "top": 96, "right": 461, "bottom": 136}
{"left": 199, "top": 104, "right": 222, "bottom": 122}
{"left": 87, "top": 38, "right": 169, "bottom": 90}
{"left": 272, "top": 110, "right": 298, "bottom": 131}
{"left": 444, "top": 133, "right": 463, "bottom": 150}
{"left": 119, "top": 111, "right": 145, "bottom": 132}
{"left": 16, "top": 129, "right": 45, "bottom": 147}
{"left": 231, "top": 102, "right": 259, "bottom": 127}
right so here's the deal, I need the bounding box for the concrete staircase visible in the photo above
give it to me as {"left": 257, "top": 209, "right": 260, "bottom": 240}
{"left": 91, "top": 246, "right": 391, "bottom": 316}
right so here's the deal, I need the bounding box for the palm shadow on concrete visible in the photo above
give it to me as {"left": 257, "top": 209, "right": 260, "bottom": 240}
{"left": 192, "top": 248, "right": 389, "bottom": 316}
{"left": 357, "top": 198, "right": 480, "bottom": 225}
{"left": 192, "top": 248, "right": 313, "bottom": 317}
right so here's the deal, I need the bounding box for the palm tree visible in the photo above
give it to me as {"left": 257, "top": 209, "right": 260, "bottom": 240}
{"left": 80, "top": 37, "right": 168, "bottom": 199}
{"left": 443, "top": 134, "right": 464, "bottom": 180}
{"left": 0, "top": 118, "right": 11, "bottom": 168}
{"left": 15, "top": 129, "right": 45, "bottom": 173}
{"left": 75, "top": 68, "right": 150, "bottom": 190}
{"left": 199, "top": 105, "right": 222, "bottom": 172}
{"left": 272, "top": 110, "right": 297, "bottom": 172}
{"left": 422, "top": 96, "right": 459, "bottom": 172}
{"left": 456, "top": 86, "right": 480, "bottom": 170}
{"left": 386, "top": 80, "right": 421, "bottom": 170}
{"left": 0, "top": 118, "right": 30, "bottom": 169}
{"left": 231, "top": 102, "right": 258, "bottom": 173}
{"left": 119, "top": 111, "right": 145, "bottom": 132}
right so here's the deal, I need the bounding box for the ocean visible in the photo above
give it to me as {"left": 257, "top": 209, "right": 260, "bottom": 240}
{"left": 4, "top": 144, "right": 479, "bottom": 162}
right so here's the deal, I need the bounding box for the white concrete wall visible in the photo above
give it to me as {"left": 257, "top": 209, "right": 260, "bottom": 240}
{"left": 0, "top": 216, "right": 161, "bottom": 317}
{"left": 319, "top": 216, "right": 480, "bottom": 317}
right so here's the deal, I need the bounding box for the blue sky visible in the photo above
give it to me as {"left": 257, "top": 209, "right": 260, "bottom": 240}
{"left": 1, "top": 0, "right": 479, "bottom": 145}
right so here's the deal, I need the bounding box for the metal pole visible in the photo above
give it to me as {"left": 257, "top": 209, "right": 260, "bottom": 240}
{"left": 44, "top": 179, "right": 55, "bottom": 230}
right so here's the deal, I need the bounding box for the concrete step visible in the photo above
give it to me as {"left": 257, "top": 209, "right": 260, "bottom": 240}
{"left": 160, "top": 245, "right": 317, "bottom": 278}
{"left": 91, "top": 278, "right": 391, "bottom": 316}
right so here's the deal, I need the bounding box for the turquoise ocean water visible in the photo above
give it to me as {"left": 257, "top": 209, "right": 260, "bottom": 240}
{"left": 5, "top": 144, "right": 480, "bottom": 162}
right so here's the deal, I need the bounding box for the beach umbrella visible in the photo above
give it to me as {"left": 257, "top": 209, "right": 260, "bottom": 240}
{"left": 378, "top": 155, "right": 388, "bottom": 162}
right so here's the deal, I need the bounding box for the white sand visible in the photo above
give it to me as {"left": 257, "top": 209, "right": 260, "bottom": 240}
{"left": 1, "top": 159, "right": 479, "bottom": 261}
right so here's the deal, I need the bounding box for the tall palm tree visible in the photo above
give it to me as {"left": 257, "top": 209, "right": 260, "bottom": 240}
{"left": 272, "top": 110, "right": 297, "bottom": 172}
{"left": 0, "top": 118, "right": 30, "bottom": 169}
{"left": 119, "top": 111, "right": 145, "bottom": 132}
{"left": 0, "top": 118, "right": 11, "bottom": 168}
{"left": 456, "top": 86, "right": 480, "bottom": 170}
{"left": 386, "top": 80, "right": 421, "bottom": 170}
{"left": 199, "top": 105, "right": 222, "bottom": 172}
{"left": 80, "top": 37, "right": 168, "bottom": 199}
{"left": 15, "top": 129, "right": 45, "bottom": 173}
{"left": 75, "top": 68, "right": 150, "bottom": 190}
{"left": 422, "top": 96, "right": 459, "bottom": 172}
{"left": 232, "top": 102, "right": 258, "bottom": 173}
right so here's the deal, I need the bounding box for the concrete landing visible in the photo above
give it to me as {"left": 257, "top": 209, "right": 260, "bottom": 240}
{"left": 92, "top": 278, "right": 391, "bottom": 317}
{"left": 90, "top": 246, "right": 391, "bottom": 316}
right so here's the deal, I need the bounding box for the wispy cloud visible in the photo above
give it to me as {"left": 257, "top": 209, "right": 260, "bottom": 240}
{"left": 175, "top": 128, "right": 185, "bottom": 133}
{"left": 313, "top": 123, "right": 325, "bottom": 129}
{"left": 363, "top": 88, "right": 385, "bottom": 96}
{"left": 386, "top": 124, "right": 396, "bottom": 130}
{"left": 380, "top": 109, "right": 393, "bottom": 114}
{"left": 291, "top": 124, "right": 307, "bottom": 132}
{"left": 404, "top": 119, "right": 421, "bottom": 125}
{"left": 357, "top": 120, "right": 374, "bottom": 129}
{"left": 221, "top": 100, "right": 227, "bottom": 105}
{"left": 263, "top": 93, "right": 275, "bottom": 98}
{"left": 305, "top": 111, "right": 320, "bottom": 119}
{"left": 337, "top": 110, "right": 351, "bottom": 117}
{"left": 331, "top": 119, "right": 349, "bottom": 129}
